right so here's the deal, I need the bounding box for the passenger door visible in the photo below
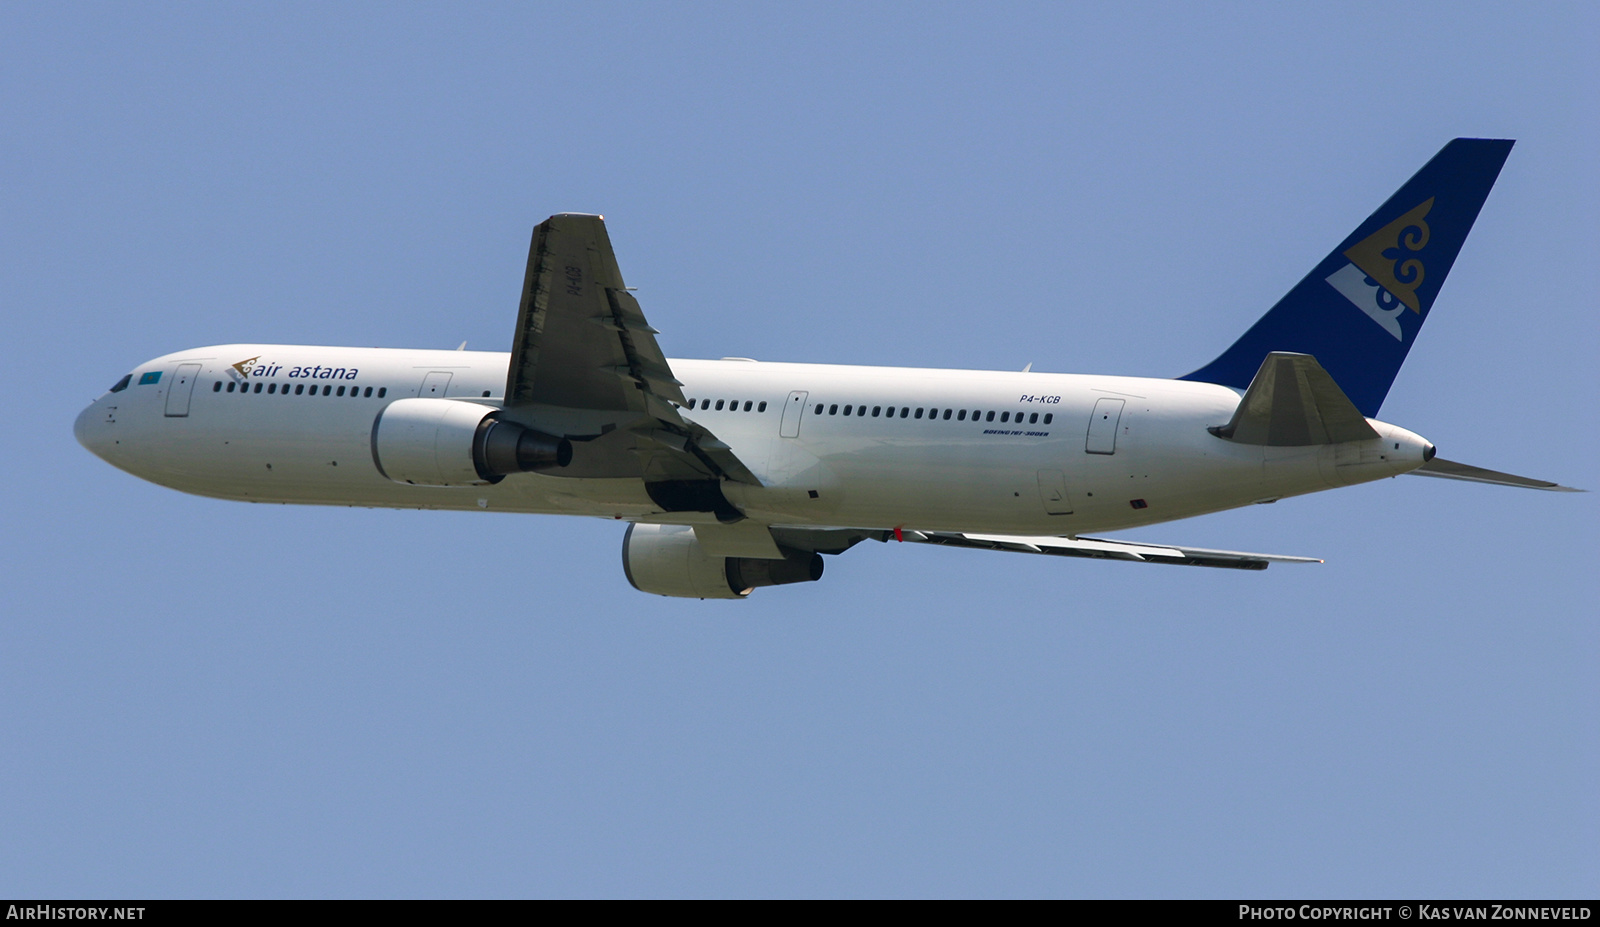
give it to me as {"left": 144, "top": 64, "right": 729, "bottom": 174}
{"left": 163, "top": 363, "right": 202, "bottom": 417}
{"left": 1086, "top": 398, "right": 1125, "bottom": 454}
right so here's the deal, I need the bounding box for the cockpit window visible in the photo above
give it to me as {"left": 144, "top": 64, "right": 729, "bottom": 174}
{"left": 109, "top": 374, "right": 132, "bottom": 393}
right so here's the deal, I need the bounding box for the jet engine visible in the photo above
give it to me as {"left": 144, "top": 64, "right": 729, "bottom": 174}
{"left": 622, "top": 523, "right": 824, "bottom": 599}
{"left": 371, "top": 398, "right": 571, "bottom": 487}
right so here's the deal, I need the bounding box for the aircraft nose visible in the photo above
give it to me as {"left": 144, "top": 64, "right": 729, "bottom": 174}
{"left": 74, "top": 399, "right": 110, "bottom": 460}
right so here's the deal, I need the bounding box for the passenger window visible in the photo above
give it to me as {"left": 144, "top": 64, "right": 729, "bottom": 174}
{"left": 686, "top": 398, "right": 695, "bottom": 408}
{"left": 226, "top": 382, "right": 236, "bottom": 393}
{"left": 254, "top": 382, "right": 263, "bottom": 394}
{"left": 957, "top": 409, "right": 966, "bottom": 420}
{"left": 828, "top": 404, "right": 838, "bottom": 415}
{"left": 814, "top": 404, "right": 823, "bottom": 415}
{"left": 901, "top": 407, "right": 910, "bottom": 418}
{"left": 715, "top": 400, "right": 725, "bottom": 410}
{"left": 1043, "top": 413, "right": 1052, "bottom": 424}
{"left": 914, "top": 408, "right": 923, "bottom": 419}
{"left": 378, "top": 387, "right": 387, "bottom": 398}
{"left": 322, "top": 385, "right": 331, "bottom": 396}
{"left": 857, "top": 405, "right": 866, "bottom": 416}
{"left": 1029, "top": 412, "right": 1038, "bottom": 424}
{"left": 871, "top": 406, "right": 881, "bottom": 417}
{"left": 744, "top": 401, "right": 752, "bottom": 412}
{"left": 365, "top": 387, "right": 373, "bottom": 398}
{"left": 269, "top": 383, "right": 278, "bottom": 394}
{"left": 1002, "top": 412, "right": 1010, "bottom": 423}
{"left": 842, "top": 405, "right": 851, "bottom": 415}
{"left": 482, "top": 390, "right": 490, "bottom": 397}
{"left": 985, "top": 411, "right": 995, "bottom": 422}
{"left": 109, "top": 374, "right": 132, "bottom": 393}
{"left": 212, "top": 381, "right": 221, "bottom": 392}
{"left": 943, "top": 409, "right": 952, "bottom": 420}
{"left": 758, "top": 401, "right": 767, "bottom": 412}
{"left": 293, "top": 384, "right": 303, "bottom": 395}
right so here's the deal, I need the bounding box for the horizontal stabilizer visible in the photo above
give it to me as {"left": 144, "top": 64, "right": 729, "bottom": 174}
{"left": 902, "top": 530, "right": 1321, "bottom": 571}
{"left": 1211, "top": 352, "right": 1378, "bottom": 446}
{"left": 1410, "top": 457, "right": 1583, "bottom": 492}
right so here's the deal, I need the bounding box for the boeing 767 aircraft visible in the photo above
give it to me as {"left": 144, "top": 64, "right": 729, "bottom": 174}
{"left": 75, "top": 138, "right": 1578, "bottom": 598}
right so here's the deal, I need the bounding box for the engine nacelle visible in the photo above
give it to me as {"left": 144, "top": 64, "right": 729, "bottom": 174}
{"left": 371, "top": 398, "right": 571, "bottom": 487}
{"left": 621, "top": 523, "right": 824, "bottom": 599}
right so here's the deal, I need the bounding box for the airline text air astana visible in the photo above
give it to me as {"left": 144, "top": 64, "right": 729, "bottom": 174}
{"left": 76, "top": 140, "right": 1579, "bottom": 598}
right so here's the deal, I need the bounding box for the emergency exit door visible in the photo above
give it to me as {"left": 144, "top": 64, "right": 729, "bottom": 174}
{"left": 420, "top": 371, "right": 453, "bottom": 398}
{"left": 780, "top": 390, "right": 809, "bottom": 437}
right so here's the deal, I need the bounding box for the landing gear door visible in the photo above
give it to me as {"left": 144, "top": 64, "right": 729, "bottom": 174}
{"left": 780, "top": 390, "right": 809, "bottom": 438}
{"left": 164, "top": 363, "right": 202, "bottom": 417}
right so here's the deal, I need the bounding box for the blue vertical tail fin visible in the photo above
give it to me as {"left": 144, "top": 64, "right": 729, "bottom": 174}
{"left": 1181, "top": 138, "right": 1514, "bottom": 417}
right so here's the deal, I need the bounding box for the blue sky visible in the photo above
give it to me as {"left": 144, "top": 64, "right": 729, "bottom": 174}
{"left": 2, "top": 2, "right": 1595, "bottom": 898}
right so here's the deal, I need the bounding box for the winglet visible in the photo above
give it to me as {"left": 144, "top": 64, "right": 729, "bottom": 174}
{"left": 1209, "top": 352, "right": 1378, "bottom": 446}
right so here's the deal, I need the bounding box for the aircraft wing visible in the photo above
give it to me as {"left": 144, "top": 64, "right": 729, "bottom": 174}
{"left": 900, "top": 530, "right": 1322, "bottom": 571}
{"left": 502, "top": 213, "right": 759, "bottom": 485}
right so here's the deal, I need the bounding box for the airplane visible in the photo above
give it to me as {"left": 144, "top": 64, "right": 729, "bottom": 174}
{"left": 75, "top": 138, "right": 1579, "bottom": 598}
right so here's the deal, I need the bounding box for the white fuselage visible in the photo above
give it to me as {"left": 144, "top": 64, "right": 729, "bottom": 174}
{"left": 74, "top": 344, "right": 1433, "bottom": 535}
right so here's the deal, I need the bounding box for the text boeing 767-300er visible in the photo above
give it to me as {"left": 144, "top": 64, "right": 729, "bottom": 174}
{"left": 76, "top": 139, "right": 1579, "bottom": 598}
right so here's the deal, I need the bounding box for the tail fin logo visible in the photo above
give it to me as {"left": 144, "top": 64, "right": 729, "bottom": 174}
{"left": 1325, "top": 198, "right": 1434, "bottom": 341}
{"left": 1344, "top": 197, "right": 1433, "bottom": 312}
